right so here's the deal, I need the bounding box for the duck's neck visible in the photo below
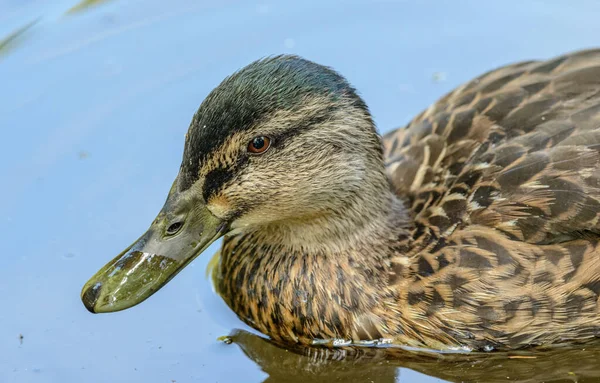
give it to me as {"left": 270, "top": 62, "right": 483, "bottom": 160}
{"left": 266, "top": 189, "right": 407, "bottom": 253}
{"left": 216, "top": 183, "right": 412, "bottom": 344}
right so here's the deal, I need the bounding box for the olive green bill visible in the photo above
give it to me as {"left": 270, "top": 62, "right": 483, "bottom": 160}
{"left": 80, "top": 204, "right": 225, "bottom": 313}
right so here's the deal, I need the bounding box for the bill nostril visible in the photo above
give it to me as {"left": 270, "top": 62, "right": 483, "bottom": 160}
{"left": 81, "top": 282, "right": 102, "bottom": 313}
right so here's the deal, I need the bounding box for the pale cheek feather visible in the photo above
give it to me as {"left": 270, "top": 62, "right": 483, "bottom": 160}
{"left": 207, "top": 194, "right": 231, "bottom": 219}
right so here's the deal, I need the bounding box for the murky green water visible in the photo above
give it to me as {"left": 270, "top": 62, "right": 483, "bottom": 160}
{"left": 3, "top": 1, "right": 600, "bottom": 382}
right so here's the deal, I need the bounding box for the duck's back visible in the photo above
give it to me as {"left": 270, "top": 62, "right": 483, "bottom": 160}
{"left": 380, "top": 49, "right": 600, "bottom": 349}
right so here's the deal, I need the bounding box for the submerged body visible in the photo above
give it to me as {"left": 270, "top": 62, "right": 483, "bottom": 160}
{"left": 83, "top": 49, "right": 600, "bottom": 351}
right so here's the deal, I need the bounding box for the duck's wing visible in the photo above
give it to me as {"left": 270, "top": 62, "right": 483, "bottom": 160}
{"left": 382, "top": 49, "right": 600, "bottom": 349}
{"left": 384, "top": 48, "right": 600, "bottom": 245}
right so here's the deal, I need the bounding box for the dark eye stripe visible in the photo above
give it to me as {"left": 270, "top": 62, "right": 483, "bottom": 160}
{"left": 203, "top": 167, "right": 234, "bottom": 202}
{"left": 202, "top": 157, "right": 249, "bottom": 202}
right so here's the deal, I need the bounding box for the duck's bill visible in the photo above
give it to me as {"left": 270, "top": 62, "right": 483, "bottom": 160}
{"left": 80, "top": 206, "right": 225, "bottom": 314}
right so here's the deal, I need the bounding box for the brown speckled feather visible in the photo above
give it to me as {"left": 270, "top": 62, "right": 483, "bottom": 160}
{"left": 381, "top": 48, "right": 600, "bottom": 349}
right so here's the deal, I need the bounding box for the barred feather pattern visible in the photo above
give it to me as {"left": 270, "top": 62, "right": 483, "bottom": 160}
{"left": 382, "top": 48, "right": 600, "bottom": 349}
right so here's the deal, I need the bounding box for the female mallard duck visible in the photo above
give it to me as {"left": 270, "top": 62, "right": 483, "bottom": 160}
{"left": 82, "top": 49, "right": 600, "bottom": 352}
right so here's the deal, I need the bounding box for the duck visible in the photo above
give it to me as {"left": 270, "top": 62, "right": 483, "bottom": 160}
{"left": 82, "top": 49, "right": 600, "bottom": 352}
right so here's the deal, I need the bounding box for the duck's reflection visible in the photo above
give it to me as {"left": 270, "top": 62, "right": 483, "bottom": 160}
{"left": 229, "top": 329, "right": 600, "bottom": 383}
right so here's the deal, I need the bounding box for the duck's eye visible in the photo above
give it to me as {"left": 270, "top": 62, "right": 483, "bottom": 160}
{"left": 166, "top": 222, "right": 183, "bottom": 235}
{"left": 247, "top": 136, "right": 271, "bottom": 154}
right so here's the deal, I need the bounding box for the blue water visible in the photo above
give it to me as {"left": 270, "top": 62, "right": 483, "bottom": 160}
{"left": 2, "top": 1, "right": 600, "bottom": 382}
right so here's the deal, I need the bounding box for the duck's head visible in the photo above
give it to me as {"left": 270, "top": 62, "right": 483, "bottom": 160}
{"left": 81, "top": 55, "right": 388, "bottom": 313}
